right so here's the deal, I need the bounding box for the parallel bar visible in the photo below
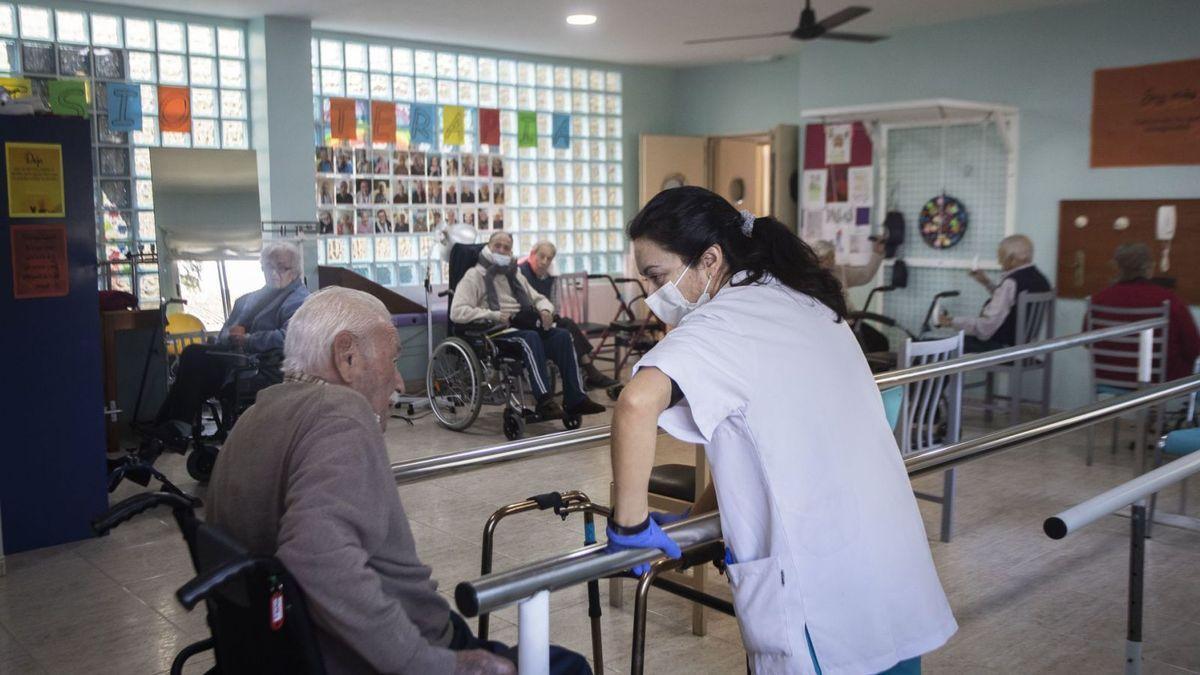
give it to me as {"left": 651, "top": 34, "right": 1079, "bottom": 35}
{"left": 905, "top": 375, "right": 1200, "bottom": 481}
{"left": 1126, "top": 504, "right": 1146, "bottom": 675}
{"left": 395, "top": 320, "right": 1164, "bottom": 487}
{"left": 1044, "top": 449, "right": 1200, "bottom": 539}
{"left": 517, "top": 590, "right": 550, "bottom": 675}
{"left": 876, "top": 318, "right": 1163, "bottom": 389}
{"left": 455, "top": 514, "right": 723, "bottom": 617}
{"left": 459, "top": 374, "right": 1200, "bottom": 617}
{"left": 392, "top": 426, "right": 615, "bottom": 483}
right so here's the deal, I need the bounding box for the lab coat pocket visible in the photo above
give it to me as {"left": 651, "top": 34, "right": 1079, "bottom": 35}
{"left": 726, "top": 556, "right": 793, "bottom": 656}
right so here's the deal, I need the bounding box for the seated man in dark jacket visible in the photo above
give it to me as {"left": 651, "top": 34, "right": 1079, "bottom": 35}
{"left": 208, "top": 287, "right": 590, "bottom": 675}
{"left": 938, "top": 234, "right": 1051, "bottom": 352}
{"left": 151, "top": 241, "right": 309, "bottom": 444}
{"left": 519, "top": 241, "right": 619, "bottom": 389}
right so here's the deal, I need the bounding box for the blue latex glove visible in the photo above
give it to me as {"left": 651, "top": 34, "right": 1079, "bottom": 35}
{"left": 605, "top": 517, "right": 683, "bottom": 576}
{"left": 649, "top": 508, "right": 690, "bottom": 527}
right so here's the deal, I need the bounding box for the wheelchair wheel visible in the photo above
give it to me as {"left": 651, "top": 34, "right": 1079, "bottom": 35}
{"left": 562, "top": 413, "right": 582, "bottom": 431}
{"left": 503, "top": 409, "right": 525, "bottom": 441}
{"left": 427, "top": 337, "right": 484, "bottom": 431}
{"left": 186, "top": 445, "right": 217, "bottom": 483}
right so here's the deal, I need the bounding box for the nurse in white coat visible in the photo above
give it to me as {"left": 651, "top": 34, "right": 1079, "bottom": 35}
{"left": 604, "top": 187, "right": 956, "bottom": 675}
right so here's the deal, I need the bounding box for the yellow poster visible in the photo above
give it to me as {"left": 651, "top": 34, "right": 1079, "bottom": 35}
{"left": 6, "top": 142, "right": 66, "bottom": 218}
{"left": 443, "top": 105, "right": 466, "bottom": 146}
{"left": 0, "top": 77, "right": 33, "bottom": 98}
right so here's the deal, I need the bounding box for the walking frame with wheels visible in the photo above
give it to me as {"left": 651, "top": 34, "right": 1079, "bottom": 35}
{"left": 588, "top": 276, "right": 665, "bottom": 397}
{"left": 471, "top": 491, "right": 734, "bottom": 675}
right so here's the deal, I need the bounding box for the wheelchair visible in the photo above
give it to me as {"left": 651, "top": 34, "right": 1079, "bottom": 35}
{"left": 92, "top": 492, "right": 326, "bottom": 674}
{"left": 426, "top": 243, "right": 582, "bottom": 440}
{"left": 186, "top": 348, "right": 284, "bottom": 481}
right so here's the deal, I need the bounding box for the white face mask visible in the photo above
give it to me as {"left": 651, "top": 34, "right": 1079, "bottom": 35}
{"left": 483, "top": 247, "right": 512, "bottom": 268}
{"left": 645, "top": 263, "right": 713, "bottom": 326}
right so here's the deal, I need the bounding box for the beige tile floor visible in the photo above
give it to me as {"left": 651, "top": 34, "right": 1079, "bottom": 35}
{"left": 2, "top": 399, "right": 1200, "bottom": 674}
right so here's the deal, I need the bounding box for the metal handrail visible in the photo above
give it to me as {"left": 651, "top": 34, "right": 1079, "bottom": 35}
{"left": 1044, "top": 450, "right": 1200, "bottom": 539}
{"left": 456, "top": 373, "right": 1200, "bottom": 618}
{"left": 393, "top": 426, "right": 628, "bottom": 484}
{"left": 395, "top": 318, "right": 1166, "bottom": 485}
{"left": 876, "top": 317, "right": 1163, "bottom": 388}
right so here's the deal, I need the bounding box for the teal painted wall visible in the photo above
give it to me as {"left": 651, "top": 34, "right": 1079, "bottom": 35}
{"left": 666, "top": 0, "right": 1200, "bottom": 408}
{"left": 672, "top": 56, "right": 800, "bottom": 136}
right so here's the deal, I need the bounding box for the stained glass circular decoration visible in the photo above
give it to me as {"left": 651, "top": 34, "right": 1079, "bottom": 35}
{"left": 919, "top": 193, "right": 969, "bottom": 249}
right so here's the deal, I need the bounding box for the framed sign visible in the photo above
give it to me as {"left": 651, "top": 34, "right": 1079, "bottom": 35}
{"left": 1091, "top": 58, "right": 1200, "bottom": 167}
{"left": 10, "top": 224, "right": 69, "bottom": 299}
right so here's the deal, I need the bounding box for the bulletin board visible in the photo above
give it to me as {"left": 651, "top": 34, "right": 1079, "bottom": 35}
{"left": 1056, "top": 198, "right": 1200, "bottom": 303}
{"left": 799, "top": 122, "right": 875, "bottom": 265}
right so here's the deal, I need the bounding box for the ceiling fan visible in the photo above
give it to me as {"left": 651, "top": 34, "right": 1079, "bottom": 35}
{"left": 685, "top": 0, "right": 887, "bottom": 45}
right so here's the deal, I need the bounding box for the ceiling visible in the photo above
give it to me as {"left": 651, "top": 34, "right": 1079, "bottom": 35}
{"left": 96, "top": 0, "right": 1089, "bottom": 66}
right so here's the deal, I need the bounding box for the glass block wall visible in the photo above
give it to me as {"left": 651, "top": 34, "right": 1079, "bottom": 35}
{"left": 311, "top": 35, "right": 625, "bottom": 287}
{"left": 0, "top": 3, "right": 249, "bottom": 305}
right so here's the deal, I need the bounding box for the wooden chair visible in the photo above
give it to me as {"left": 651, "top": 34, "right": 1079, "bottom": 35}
{"left": 1084, "top": 299, "right": 1170, "bottom": 466}
{"left": 608, "top": 446, "right": 710, "bottom": 636}
{"left": 899, "top": 332, "right": 964, "bottom": 542}
{"left": 973, "top": 291, "right": 1056, "bottom": 424}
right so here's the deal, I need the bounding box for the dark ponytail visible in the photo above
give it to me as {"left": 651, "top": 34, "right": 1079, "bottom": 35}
{"left": 627, "top": 186, "right": 847, "bottom": 321}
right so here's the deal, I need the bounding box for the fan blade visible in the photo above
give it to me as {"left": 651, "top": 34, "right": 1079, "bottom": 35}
{"left": 684, "top": 31, "right": 792, "bottom": 45}
{"left": 822, "top": 31, "right": 886, "bottom": 42}
{"left": 816, "top": 6, "right": 871, "bottom": 31}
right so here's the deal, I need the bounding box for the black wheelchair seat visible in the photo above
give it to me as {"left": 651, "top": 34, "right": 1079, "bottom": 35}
{"left": 93, "top": 492, "right": 327, "bottom": 675}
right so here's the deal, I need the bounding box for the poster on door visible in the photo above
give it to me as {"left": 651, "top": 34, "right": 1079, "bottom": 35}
{"left": 5, "top": 142, "right": 66, "bottom": 218}
{"left": 10, "top": 224, "right": 69, "bottom": 299}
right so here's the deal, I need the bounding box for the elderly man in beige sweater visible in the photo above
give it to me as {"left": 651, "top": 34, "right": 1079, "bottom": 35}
{"left": 207, "top": 287, "right": 590, "bottom": 674}
{"left": 451, "top": 231, "right": 605, "bottom": 419}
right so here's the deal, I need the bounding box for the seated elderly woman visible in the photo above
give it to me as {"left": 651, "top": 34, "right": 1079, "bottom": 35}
{"left": 519, "top": 240, "right": 620, "bottom": 390}
{"left": 1091, "top": 242, "right": 1200, "bottom": 382}
{"left": 938, "top": 234, "right": 1051, "bottom": 352}
{"left": 150, "top": 241, "right": 309, "bottom": 446}
{"left": 451, "top": 231, "right": 606, "bottom": 419}
{"left": 208, "top": 287, "right": 590, "bottom": 675}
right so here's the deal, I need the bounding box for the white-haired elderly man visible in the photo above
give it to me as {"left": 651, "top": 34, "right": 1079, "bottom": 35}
{"left": 937, "top": 234, "right": 1051, "bottom": 352}
{"left": 207, "top": 287, "right": 590, "bottom": 675}
{"left": 151, "top": 240, "right": 308, "bottom": 446}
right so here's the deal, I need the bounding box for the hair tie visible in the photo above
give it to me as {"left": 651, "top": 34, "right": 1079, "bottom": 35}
{"left": 739, "top": 210, "right": 756, "bottom": 237}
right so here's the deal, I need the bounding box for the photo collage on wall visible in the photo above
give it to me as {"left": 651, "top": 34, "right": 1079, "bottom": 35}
{"left": 315, "top": 146, "right": 507, "bottom": 288}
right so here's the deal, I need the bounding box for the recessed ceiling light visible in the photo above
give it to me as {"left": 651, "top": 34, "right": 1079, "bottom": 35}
{"left": 566, "top": 14, "right": 597, "bottom": 26}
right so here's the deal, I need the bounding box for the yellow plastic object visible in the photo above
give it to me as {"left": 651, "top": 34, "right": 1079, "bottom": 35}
{"left": 165, "top": 313, "right": 207, "bottom": 356}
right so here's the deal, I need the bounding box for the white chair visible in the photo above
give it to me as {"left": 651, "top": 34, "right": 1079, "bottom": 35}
{"left": 973, "top": 291, "right": 1056, "bottom": 424}
{"left": 1149, "top": 357, "right": 1200, "bottom": 529}
{"left": 899, "top": 332, "right": 964, "bottom": 543}
{"left": 1084, "top": 299, "right": 1170, "bottom": 466}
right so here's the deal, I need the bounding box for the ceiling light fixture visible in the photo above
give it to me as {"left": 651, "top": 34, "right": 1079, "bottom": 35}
{"left": 566, "top": 14, "right": 597, "bottom": 26}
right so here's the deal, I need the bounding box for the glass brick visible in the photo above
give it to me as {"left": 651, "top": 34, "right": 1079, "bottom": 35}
{"left": 189, "top": 56, "right": 215, "bottom": 86}
{"left": 156, "top": 21, "right": 185, "bottom": 53}
{"left": 345, "top": 42, "right": 366, "bottom": 70}
{"left": 93, "top": 48, "right": 124, "bottom": 79}
{"left": 188, "top": 24, "right": 215, "bottom": 55}
{"left": 54, "top": 10, "right": 87, "bottom": 44}
{"left": 158, "top": 53, "right": 186, "bottom": 84}
{"left": 217, "top": 27, "right": 244, "bottom": 57}
{"left": 125, "top": 18, "right": 153, "bottom": 49}
{"left": 218, "top": 59, "right": 245, "bottom": 88}
{"left": 192, "top": 87, "right": 216, "bottom": 117}
{"left": 18, "top": 5, "right": 51, "bottom": 40}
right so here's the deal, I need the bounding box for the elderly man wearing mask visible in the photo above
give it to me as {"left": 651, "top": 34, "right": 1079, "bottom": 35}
{"left": 451, "top": 231, "right": 606, "bottom": 419}
{"left": 149, "top": 241, "right": 309, "bottom": 447}
{"left": 519, "top": 240, "right": 620, "bottom": 390}
{"left": 208, "top": 287, "right": 590, "bottom": 675}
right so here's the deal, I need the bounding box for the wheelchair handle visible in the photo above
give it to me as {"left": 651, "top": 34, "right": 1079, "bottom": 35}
{"left": 176, "top": 556, "right": 276, "bottom": 610}
{"left": 92, "top": 491, "right": 197, "bottom": 536}
{"left": 848, "top": 311, "right": 898, "bottom": 328}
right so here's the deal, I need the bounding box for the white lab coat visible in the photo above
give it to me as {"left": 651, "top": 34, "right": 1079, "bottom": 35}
{"left": 634, "top": 273, "right": 956, "bottom": 675}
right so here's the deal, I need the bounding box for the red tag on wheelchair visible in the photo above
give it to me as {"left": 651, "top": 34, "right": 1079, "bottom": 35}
{"left": 269, "top": 582, "right": 285, "bottom": 631}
